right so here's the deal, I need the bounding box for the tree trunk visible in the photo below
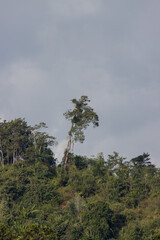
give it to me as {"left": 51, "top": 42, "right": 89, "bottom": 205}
{"left": 64, "top": 133, "right": 72, "bottom": 169}
{"left": 0, "top": 139, "right": 4, "bottom": 167}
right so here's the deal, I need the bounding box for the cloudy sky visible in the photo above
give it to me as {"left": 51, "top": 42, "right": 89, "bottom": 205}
{"left": 0, "top": 0, "right": 160, "bottom": 165}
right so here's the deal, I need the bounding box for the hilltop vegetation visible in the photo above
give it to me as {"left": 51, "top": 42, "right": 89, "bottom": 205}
{"left": 0, "top": 115, "right": 160, "bottom": 239}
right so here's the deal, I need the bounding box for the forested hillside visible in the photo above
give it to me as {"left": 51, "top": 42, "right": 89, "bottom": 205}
{"left": 0, "top": 117, "right": 160, "bottom": 239}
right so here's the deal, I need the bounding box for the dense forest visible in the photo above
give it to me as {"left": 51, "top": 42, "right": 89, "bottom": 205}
{"left": 0, "top": 118, "right": 160, "bottom": 240}
{"left": 0, "top": 97, "right": 160, "bottom": 239}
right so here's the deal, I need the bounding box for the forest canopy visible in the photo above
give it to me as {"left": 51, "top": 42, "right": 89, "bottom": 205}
{"left": 0, "top": 118, "right": 56, "bottom": 167}
{"left": 0, "top": 109, "right": 160, "bottom": 239}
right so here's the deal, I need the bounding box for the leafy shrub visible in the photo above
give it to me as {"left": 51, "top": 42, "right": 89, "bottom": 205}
{"left": 17, "top": 224, "right": 57, "bottom": 240}
{"left": 0, "top": 223, "right": 13, "bottom": 240}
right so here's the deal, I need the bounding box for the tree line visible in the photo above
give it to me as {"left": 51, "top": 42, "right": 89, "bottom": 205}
{"left": 0, "top": 96, "right": 99, "bottom": 168}
{"left": 0, "top": 119, "right": 56, "bottom": 167}
{"left": 0, "top": 96, "right": 160, "bottom": 239}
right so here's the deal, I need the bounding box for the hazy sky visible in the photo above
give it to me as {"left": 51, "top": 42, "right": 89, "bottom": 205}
{"left": 0, "top": 0, "right": 160, "bottom": 165}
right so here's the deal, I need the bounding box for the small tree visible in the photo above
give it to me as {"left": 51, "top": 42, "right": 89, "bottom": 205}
{"left": 63, "top": 96, "right": 99, "bottom": 168}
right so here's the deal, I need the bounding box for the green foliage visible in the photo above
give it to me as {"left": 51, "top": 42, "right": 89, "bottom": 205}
{"left": 64, "top": 96, "right": 99, "bottom": 143}
{"left": 63, "top": 96, "right": 99, "bottom": 168}
{"left": 0, "top": 118, "right": 56, "bottom": 167}
{"left": 119, "top": 222, "right": 143, "bottom": 240}
{"left": 73, "top": 155, "right": 89, "bottom": 170}
{"left": 155, "top": 233, "right": 160, "bottom": 239}
{"left": 17, "top": 224, "right": 57, "bottom": 240}
{"left": 1, "top": 116, "right": 160, "bottom": 239}
{"left": 68, "top": 165, "right": 97, "bottom": 197}
{"left": 0, "top": 223, "right": 13, "bottom": 240}
{"left": 0, "top": 118, "right": 31, "bottom": 165}
{"left": 81, "top": 201, "right": 124, "bottom": 240}
{"left": 0, "top": 151, "right": 159, "bottom": 239}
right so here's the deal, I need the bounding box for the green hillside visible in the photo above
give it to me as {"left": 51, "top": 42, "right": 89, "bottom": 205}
{"left": 0, "top": 118, "right": 160, "bottom": 239}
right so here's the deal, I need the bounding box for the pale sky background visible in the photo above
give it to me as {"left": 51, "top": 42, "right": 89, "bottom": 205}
{"left": 0, "top": 0, "right": 160, "bottom": 165}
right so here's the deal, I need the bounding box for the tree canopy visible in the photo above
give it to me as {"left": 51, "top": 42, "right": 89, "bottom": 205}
{"left": 63, "top": 95, "right": 99, "bottom": 168}
{"left": 0, "top": 118, "right": 56, "bottom": 167}
{"left": 0, "top": 99, "right": 159, "bottom": 240}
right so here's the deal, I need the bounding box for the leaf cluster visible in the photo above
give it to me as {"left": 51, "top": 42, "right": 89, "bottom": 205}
{"left": 64, "top": 96, "right": 99, "bottom": 143}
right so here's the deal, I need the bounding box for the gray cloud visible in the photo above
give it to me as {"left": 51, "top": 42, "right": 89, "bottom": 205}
{"left": 0, "top": 0, "right": 160, "bottom": 165}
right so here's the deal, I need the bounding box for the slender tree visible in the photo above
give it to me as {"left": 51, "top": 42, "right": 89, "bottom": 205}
{"left": 63, "top": 96, "right": 99, "bottom": 168}
{"left": 29, "top": 122, "right": 56, "bottom": 165}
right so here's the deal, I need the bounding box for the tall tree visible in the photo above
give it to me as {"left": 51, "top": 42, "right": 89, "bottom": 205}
{"left": 0, "top": 119, "right": 56, "bottom": 166}
{"left": 63, "top": 96, "right": 99, "bottom": 168}
{"left": 29, "top": 122, "right": 56, "bottom": 165}
{"left": 0, "top": 118, "right": 31, "bottom": 164}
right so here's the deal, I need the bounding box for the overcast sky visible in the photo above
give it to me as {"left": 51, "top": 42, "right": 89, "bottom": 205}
{"left": 0, "top": 0, "right": 160, "bottom": 165}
